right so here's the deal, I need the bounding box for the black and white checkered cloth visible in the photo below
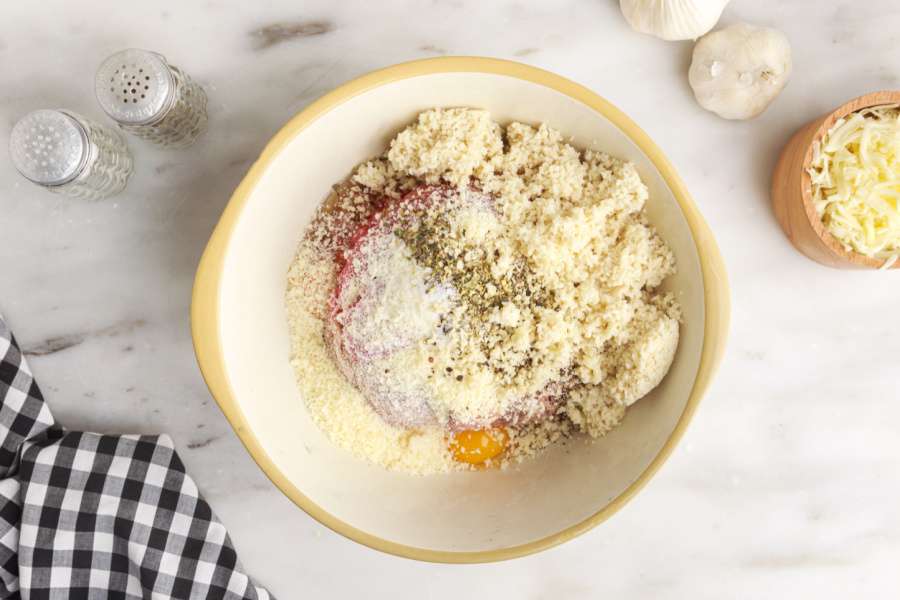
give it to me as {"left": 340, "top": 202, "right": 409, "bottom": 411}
{"left": 0, "top": 314, "right": 272, "bottom": 600}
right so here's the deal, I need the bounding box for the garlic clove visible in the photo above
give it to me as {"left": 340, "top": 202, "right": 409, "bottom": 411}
{"left": 619, "top": 0, "right": 731, "bottom": 41}
{"left": 688, "top": 23, "right": 792, "bottom": 120}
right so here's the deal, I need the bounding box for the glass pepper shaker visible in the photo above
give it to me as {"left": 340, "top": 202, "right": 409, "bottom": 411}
{"left": 8, "top": 109, "right": 133, "bottom": 200}
{"left": 95, "top": 48, "right": 208, "bottom": 149}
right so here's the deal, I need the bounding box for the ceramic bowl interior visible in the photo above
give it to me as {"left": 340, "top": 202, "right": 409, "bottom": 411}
{"left": 192, "top": 58, "right": 729, "bottom": 562}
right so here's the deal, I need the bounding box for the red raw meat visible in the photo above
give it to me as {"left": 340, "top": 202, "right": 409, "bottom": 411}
{"left": 325, "top": 185, "right": 455, "bottom": 427}
{"left": 325, "top": 184, "right": 570, "bottom": 430}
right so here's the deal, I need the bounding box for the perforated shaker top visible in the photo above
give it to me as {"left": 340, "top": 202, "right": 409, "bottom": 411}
{"left": 95, "top": 49, "right": 175, "bottom": 125}
{"left": 9, "top": 110, "right": 89, "bottom": 186}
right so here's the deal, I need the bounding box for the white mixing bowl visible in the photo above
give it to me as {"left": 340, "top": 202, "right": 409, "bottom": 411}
{"left": 191, "top": 57, "right": 729, "bottom": 563}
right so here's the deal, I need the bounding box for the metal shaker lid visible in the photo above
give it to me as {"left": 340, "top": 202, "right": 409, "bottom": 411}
{"left": 95, "top": 48, "right": 175, "bottom": 125}
{"left": 9, "top": 110, "right": 89, "bottom": 186}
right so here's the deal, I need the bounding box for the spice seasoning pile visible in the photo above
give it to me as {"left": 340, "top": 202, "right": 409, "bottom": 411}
{"left": 286, "top": 108, "right": 681, "bottom": 474}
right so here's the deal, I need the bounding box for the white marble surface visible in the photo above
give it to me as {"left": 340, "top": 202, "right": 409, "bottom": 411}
{"left": 2, "top": 0, "right": 899, "bottom": 597}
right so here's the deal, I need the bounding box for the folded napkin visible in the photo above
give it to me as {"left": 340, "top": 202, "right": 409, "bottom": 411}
{"left": 0, "top": 314, "right": 272, "bottom": 599}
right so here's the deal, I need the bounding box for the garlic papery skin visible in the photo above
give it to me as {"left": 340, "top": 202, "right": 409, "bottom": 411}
{"left": 619, "top": 0, "right": 730, "bottom": 41}
{"left": 688, "top": 23, "right": 792, "bottom": 120}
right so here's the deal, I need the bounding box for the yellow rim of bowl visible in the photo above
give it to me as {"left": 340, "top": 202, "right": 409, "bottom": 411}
{"left": 191, "top": 56, "right": 731, "bottom": 564}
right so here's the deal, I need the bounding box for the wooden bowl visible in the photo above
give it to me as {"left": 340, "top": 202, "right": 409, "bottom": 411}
{"left": 772, "top": 91, "right": 900, "bottom": 269}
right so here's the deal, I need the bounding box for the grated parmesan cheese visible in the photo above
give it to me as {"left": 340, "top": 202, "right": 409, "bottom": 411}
{"left": 287, "top": 244, "right": 456, "bottom": 474}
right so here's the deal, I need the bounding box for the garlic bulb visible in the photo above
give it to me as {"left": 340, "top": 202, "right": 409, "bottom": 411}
{"left": 619, "top": 0, "right": 730, "bottom": 41}
{"left": 688, "top": 23, "right": 792, "bottom": 120}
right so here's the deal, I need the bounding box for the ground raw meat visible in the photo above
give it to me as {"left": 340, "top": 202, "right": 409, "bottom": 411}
{"left": 325, "top": 186, "right": 450, "bottom": 427}
{"left": 325, "top": 184, "right": 570, "bottom": 430}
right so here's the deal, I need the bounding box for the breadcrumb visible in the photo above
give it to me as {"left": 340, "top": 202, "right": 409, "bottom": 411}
{"left": 285, "top": 108, "right": 680, "bottom": 474}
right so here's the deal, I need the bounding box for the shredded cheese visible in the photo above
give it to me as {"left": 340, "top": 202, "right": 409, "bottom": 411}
{"left": 808, "top": 104, "right": 900, "bottom": 263}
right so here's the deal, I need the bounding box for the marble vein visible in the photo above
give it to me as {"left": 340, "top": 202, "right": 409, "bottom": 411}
{"left": 250, "top": 20, "right": 336, "bottom": 50}
{"left": 22, "top": 319, "right": 146, "bottom": 357}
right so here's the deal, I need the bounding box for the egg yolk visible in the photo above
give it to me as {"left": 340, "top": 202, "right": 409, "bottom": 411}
{"left": 449, "top": 429, "right": 509, "bottom": 465}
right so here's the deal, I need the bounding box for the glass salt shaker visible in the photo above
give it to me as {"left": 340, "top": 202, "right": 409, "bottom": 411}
{"left": 95, "top": 48, "right": 208, "bottom": 148}
{"left": 9, "top": 109, "right": 133, "bottom": 200}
